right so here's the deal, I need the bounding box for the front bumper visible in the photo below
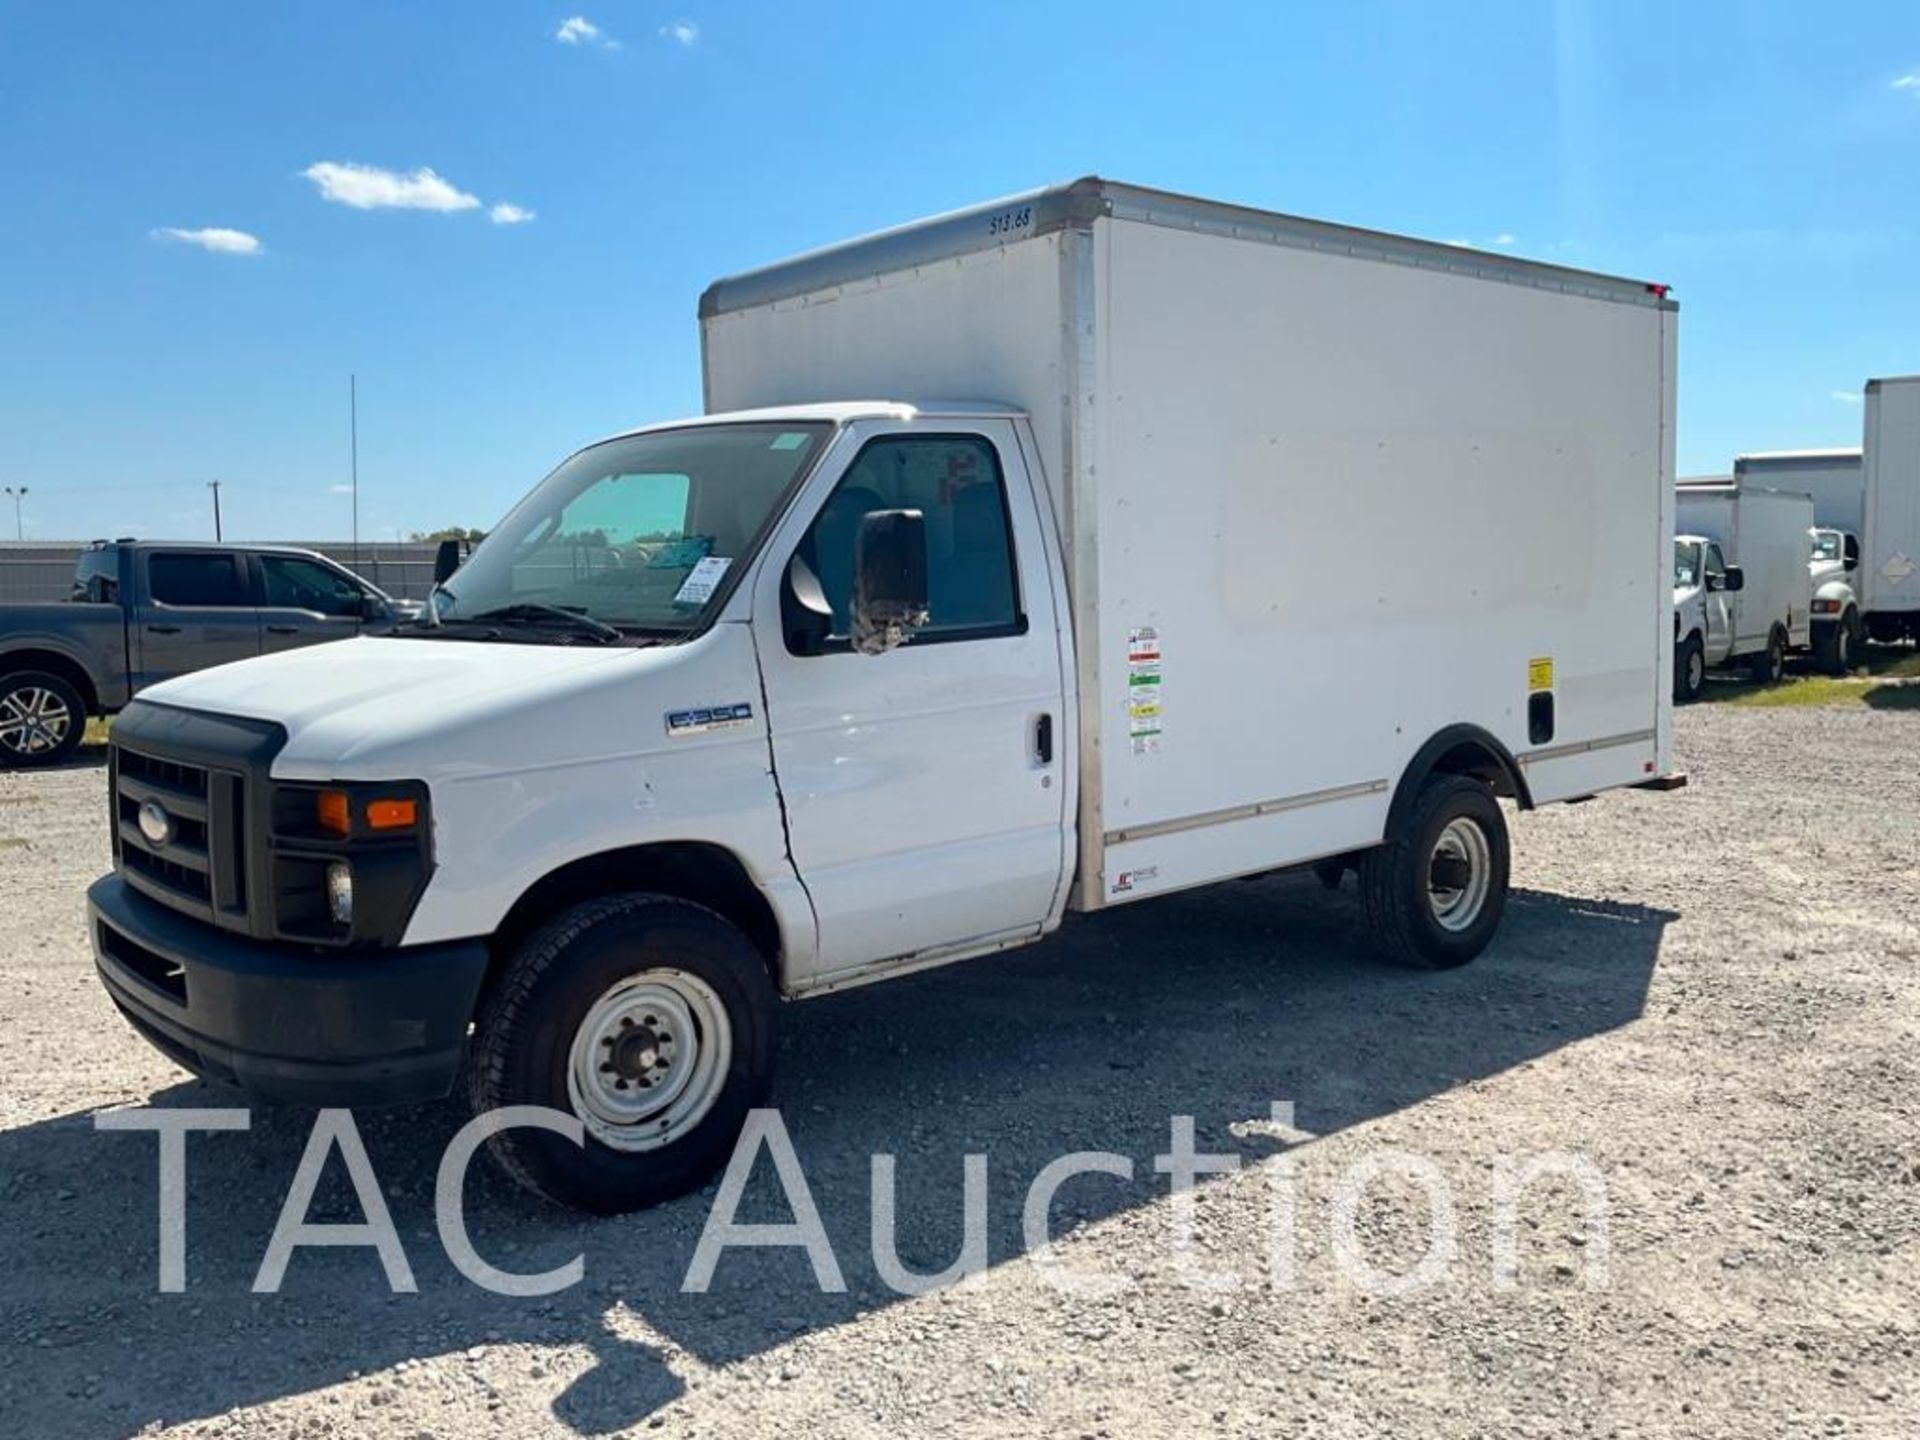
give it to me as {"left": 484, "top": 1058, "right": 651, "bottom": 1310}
{"left": 90, "top": 873, "right": 489, "bottom": 1106}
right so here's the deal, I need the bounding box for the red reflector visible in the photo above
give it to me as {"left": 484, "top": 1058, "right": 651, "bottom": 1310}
{"left": 1646, "top": 283, "right": 1671, "bottom": 298}
{"left": 1644, "top": 761, "right": 1655, "bottom": 773}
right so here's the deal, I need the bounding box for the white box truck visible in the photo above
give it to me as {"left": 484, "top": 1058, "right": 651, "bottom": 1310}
{"left": 1861, "top": 376, "right": 1920, "bottom": 642}
{"left": 1734, "top": 449, "right": 1865, "bottom": 672}
{"left": 87, "top": 179, "right": 1679, "bottom": 1212}
{"left": 1673, "top": 478, "right": 1813, "bottom": 693}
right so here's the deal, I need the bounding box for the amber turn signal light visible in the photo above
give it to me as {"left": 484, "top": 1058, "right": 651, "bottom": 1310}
{"left": 315, "top": 789, "right": 351, "bottom": 837}
{"left": 366, "top": 798, "right": 418, "bottom": 830}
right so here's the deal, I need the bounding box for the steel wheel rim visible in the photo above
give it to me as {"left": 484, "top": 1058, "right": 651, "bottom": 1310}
{"left": 1427, "top": 817, "right": 1493, "bottom": 933}
{"left": 1686, "top": 648, "right": 1704, "bottom": 692}
{"left": 0, "top": 685, "right": 73, "bottom": 756}
{"left": 566, "top": 968, "right": 732, "bottom": 1153}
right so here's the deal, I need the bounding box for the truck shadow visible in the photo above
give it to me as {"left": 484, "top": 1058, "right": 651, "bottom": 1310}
{"left": 1, "top": 874, "right": 1671, "bottom": 1437}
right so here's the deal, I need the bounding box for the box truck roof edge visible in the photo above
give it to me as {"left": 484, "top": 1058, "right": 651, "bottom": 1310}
{"left": 699, "top": 176, "right": 1678, "bottom": 323}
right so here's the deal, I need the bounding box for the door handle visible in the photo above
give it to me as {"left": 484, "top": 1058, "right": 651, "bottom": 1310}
{"left": 1034, "top": 713, "right": 1054, "bottom": 764}
{"left": 145, "top": 624, "right": 181, "bottom": 635}
{"left": 266, "top": 624, "right": 299, "bottom": 634}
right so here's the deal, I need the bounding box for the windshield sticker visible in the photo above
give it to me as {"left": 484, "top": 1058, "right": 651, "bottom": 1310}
{"left": 769, "top": 432, "right": 812, "bottom": 451}
{"left": 1127, "top": 626, "right": 1163, "bottom": 755}
{"left": 647, "top": 535, "right": 715, "bottom": 570}
{"left": 667, "top": 702, "right": 754, "bottom": 736}
{"left": 673, "top": 555, "right": 733, "bottom": 606}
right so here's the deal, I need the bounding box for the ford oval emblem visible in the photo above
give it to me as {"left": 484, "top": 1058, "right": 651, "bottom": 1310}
{"left": 137, "top": 799, "right": 174, "bottom": 848}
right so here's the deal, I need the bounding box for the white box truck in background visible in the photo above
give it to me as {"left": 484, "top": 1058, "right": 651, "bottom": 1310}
{"left": 1673, "top": 478, "right": 1814, "bottom": 696}
{"left": 87, "top": 179, "right": 1679, "bottom": 1211}
{"left": 1735, "top": 448, "right": 1865, "bottom": 671}
{"left": 1861, "top": 377, "right": 1920, "bottom": 642}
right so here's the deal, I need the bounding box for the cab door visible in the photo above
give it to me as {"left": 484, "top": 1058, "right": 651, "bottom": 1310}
{"left": 255, "top": 552, "right": 374, "bottom": 654}
{"left": 134, "top": 551, "right": 263, "bottom": 686}
{"left": 1703, "top": 542, "right": 1737, "bottom": 664}
{"left": 751, "top": 419, "right": 1069, "bottom": 983}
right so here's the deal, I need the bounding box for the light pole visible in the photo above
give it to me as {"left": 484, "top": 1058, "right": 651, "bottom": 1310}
{"left": 3, "top": 486, "right": 26, "bottom": 541}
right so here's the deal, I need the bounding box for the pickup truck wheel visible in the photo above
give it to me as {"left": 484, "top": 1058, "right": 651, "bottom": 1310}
{"left": 1674, "top": 633, "right": 1706, "bottom": 703}
{"left": 1748, "top": 626, "right": 1787, "bottom": 685}
{"left": 466, "top": 893, "right": 776, "bottom": 1214}
{"left": 1359, "top": 775, "right": 1509, "bottom": 970}
{"left": 0, "top": 670, "right": 86, "bottom": 768}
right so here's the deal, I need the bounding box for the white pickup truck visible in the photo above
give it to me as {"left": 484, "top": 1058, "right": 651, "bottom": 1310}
{"left": 88, "top": 180, "right": 1679, "bottom": 1212}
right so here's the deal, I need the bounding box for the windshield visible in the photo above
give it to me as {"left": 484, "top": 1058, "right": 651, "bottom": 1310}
{"left": 1810, "top": 530, "right": 1841, "bottom": 563}
{"left": 1673, "top": 540, "right": 1701, "bottom": 588}
{"left": 435, "top": 422, "right": 831, "bottom": 633}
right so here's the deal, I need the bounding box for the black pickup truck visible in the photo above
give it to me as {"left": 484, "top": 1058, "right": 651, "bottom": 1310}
{"left": 0, "top": 541, "right": 419, "bottom": 767}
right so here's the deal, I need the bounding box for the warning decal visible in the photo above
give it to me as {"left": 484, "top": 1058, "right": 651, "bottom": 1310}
{"left": 1128, "top": 626, "right": 1163, "bottom": 755}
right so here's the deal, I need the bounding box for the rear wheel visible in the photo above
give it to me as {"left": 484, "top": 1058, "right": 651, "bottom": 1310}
{"left": 466, "top": 893, "right": 776, "bottom": 1213}
{"left": 1674, "top": 633, "right": 1706, "bottom": 703}
{"left": 1747, "top": 626, "right": 1787, "bottom": 685}
{"left": 1359, "top": 775, "right": 1510, "bottom": 969}
{"left": 0, "top": 670, "right": 86, "bottom": 768}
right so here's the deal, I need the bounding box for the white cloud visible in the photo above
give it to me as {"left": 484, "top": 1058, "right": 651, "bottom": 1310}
{"left": 150, "top": 226, "right": 262, "bottom": 256}
{"left": 557, "top": 16, "right": 619, "bottom": 48}
{"left": 329, "top": 483, "right": 356, "bottom": 495}
{"left": 1832, "top": 390, "right": 1863, "bottom": 404}
{"left": 302, "top": 161, "right": 480, "bottom": 212}
{"left": 489, "top": 202, "right": 536, "bottom": 226}
{"left": 1492, "top": 232, "right": 1519, "bottom": 247}
{"left": 660, "top": 19, "right": 699, "bottom": 47}
{"left": 1893, "top": 72, "right": 1920, "bottom": 93}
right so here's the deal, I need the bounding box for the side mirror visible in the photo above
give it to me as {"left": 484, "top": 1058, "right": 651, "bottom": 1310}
{"left": 1845, "top": 536, "right": 1860, "bottom": 569}
{"left": 851, "top": 509, "right": 929, "bottom": 655}
{"left": 433, "top": 538, "right": 464, "bottom": 585}
{"left": 1722, "top": 565, "right": 1745, "bottom": 593}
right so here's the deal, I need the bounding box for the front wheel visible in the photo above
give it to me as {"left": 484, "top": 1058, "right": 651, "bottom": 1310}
{"left": 1359, "top": 775, "right": 1510, "bottom": 969}
{"left": 1674, "top": 633, "right": 1706, "bottom": 703}
{"left": 466, "top": 893, "right": 777, "bottom": 1213}
{"left": 0, "top": 670, "right": 87, "bottom": 768}
{"left": 1814, "top": 612, "right": 1857, "bottom": 675}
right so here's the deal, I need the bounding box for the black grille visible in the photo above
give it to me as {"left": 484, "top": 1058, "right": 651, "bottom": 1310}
{"left": 98, "top": 922, "right": 188, "bottom": 1003}
{"left": 112, "top": 739, "right": 250, "bottom": 928}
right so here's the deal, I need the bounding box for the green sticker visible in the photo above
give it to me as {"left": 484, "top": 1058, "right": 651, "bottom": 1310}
{"left": 769, "top": 432, "right": 810, "bottom": 451}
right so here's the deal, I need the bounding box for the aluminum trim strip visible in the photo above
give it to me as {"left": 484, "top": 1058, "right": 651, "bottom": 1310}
{"left": 1103, "top": 778, "right": 1388, "bottom": 848}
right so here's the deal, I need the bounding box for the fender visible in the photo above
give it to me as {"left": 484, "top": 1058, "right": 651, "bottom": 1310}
{"left": 1386, "top": 723, "right": 1532, "bottom": 836}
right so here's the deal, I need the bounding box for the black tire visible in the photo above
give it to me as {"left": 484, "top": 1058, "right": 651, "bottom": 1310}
{"left": 1674, "top": 633, "right": 1706, "bottom": 703}
{"left": 1747, "top": 626, "right": 1786, "bottom": 685}
{"left": 1814, "top": 612, "right": 1857, "bottom": 676}
{"left": 0, "top": 670, "right": 87, "bottom": 769}
{"left": 1359, "top": 775, "right": 1510, "bottom": 970}
{"left": 466, "top": 893, "right": 777, "bottom": 1214}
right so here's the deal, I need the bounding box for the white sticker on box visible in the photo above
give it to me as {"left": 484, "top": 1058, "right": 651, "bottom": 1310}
{"left": 673, "top": 556, "right": 732, "bottom": 606}
{"left": 1126, "top": 626, "right": 1163, "bottom": 755}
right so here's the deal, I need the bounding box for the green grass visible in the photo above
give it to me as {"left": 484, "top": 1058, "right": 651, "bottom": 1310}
{"left": 1700, "top": 645, "right": 1920, "bottom": 710}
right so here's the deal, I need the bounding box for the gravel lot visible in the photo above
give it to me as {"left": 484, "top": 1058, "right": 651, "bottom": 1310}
{"left": 2, "top": 702, "right": 1916, "bottom": 1439}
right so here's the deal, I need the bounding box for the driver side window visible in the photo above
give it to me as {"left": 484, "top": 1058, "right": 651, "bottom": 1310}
{"left": 1704, "top": 543, "right": 1726, "bottom": 580}
{"left": 794, "top": 434, "right": 1022, "bottom": 644}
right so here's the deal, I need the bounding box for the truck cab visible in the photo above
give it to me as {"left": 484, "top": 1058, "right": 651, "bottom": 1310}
{"left": 1672, "top": 534, "right": 1741, "bottom": 701}
{"left": 1807, "top": 526, "right": 1863, "bottom": 673}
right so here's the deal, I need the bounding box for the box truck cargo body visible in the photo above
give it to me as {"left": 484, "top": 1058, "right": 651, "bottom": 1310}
{"left": 704, "top": 179, "right": 1679, "bottom": 913}
{"left": 86, "top": 179, "right": 1679, "bottom": 1212}
{"left": 1863, "top": 377, "right": 1920, "bottom": 638}
{"left": 1734, "top": 449, "right": 1863, "bottom": 534}
{"left": 1674, "top": 479, "right": 1814, "bottom": 683}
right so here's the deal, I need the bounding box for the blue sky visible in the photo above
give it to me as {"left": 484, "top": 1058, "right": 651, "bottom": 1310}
{"left": 1, "top": 1, "right": 1917, "bottom": 543}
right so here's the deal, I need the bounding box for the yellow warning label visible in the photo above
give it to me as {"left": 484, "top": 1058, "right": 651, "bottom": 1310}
{"left": 1528, "top": 657, "right": 1554, "bottom": 693}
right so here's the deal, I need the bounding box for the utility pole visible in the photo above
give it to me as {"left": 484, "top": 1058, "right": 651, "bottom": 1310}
{"left": 208, "top": 480, "right": 223, "bottom": 541}
{"left": 3, "top": 486, "right": 25, "bottom": 541}
{"left": 350, "top": 373, "right": 360, "bottom": 565}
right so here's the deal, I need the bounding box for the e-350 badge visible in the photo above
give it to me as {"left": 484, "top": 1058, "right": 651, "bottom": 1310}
{"left": 665, "top": 702, "right": 754, "bottom": 737}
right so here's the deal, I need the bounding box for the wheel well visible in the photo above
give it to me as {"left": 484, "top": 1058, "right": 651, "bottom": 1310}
{"left": 0, "top": 650, "right": 99, "bottom": 713}
{"left": 1387, "top": 724, "right": 1532, "bottom": 836}
{"left": 488, "top": 841, "right": 783, "bottom": 980}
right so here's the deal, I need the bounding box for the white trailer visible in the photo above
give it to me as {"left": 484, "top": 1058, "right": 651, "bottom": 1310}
{"left": 88, "top": 179, "right": 1680, "bottom": 1212}
{"left": 1674, "top": 478, "right": 1814, "bottom": 684}
{"left": 1862, "top": 377, "right": 1920, "bottom": 640}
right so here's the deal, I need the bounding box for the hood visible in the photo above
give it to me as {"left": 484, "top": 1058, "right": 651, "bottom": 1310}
{"left": 137, "top": 635, "right": 661, "bottom": 778}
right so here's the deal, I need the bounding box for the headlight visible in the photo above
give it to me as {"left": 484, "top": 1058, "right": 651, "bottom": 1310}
{"left": 325, "top": 861, "right": 354, "bottom": 926}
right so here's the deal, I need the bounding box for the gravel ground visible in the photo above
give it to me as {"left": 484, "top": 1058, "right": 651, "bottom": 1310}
{"left": 2, "top": 703, "right": 1916, "bottom": 1439}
